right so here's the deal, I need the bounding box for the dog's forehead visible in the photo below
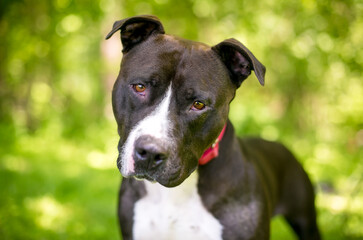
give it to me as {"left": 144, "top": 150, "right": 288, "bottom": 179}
{"left": 123, "top": 34, "right": 215, "bottom": 67}
{"left": 123, "top": 35, "right": 228, "bottom": 79}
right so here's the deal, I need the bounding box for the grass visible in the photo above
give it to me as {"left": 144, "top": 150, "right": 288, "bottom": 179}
{"left": 0, "top": 121, "right": 120, "bottom": 239}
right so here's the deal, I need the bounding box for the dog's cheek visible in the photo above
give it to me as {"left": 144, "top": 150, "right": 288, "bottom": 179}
{"left": 177, "top": 139, "right": 201, "bottom": 170}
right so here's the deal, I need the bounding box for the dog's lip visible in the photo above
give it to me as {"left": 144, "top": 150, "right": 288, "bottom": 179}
{"left": 129, "top": 168, "right": 183, "bottom": 187}
{"left": 134, "top": 173, "right": 154, "bottom": 182}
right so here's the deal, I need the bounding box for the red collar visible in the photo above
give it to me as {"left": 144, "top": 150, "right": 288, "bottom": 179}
{"left": 198, "top": 124, "right": 227, "bottom": 165}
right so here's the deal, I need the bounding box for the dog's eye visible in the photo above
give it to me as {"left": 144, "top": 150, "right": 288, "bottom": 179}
{"left": 191, "top": 101, "right": 205, "bottom": 111}
{"left": 132, "top": 84, "right": 146, "bottom": 95}
{"left": 134, "top": 84, "right": 146, "bottom": 92}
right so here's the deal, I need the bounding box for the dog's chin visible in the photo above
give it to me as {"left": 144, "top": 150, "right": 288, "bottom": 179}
{"left": 156, "top": 174, "right": 186, "bottom": 188}
{"left": 155, "top": 167, "right": 197, "bottom": 187}
{"left": 124, "top": 170, "right": 190, "bottom": 188}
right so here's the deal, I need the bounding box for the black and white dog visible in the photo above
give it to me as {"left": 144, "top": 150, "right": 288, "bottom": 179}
{"left": 106, "top": 15, "right": 320, "bottom": 240}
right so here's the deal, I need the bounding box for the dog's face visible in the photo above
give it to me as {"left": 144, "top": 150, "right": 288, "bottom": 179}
{"left": 113, "top": 35, "right": 234, "bottom": 187}
{"left": 106, "top": 15, "right": 265, "bottom": 187}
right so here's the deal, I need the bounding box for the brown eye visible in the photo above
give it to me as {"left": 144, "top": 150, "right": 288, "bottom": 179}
{"left": 191, "top": 101, "right": 205, "bottom": 111}
{"left": 133, "top": 84, "right": 146, "bottom": 93}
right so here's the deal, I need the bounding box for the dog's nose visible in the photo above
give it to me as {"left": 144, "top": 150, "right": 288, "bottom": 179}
{"left": 134, "top": 136, "right": 168, "bottom": 170}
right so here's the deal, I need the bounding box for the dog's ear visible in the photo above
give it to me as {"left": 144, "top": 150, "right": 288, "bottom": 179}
{"left": 212, "top": 38, "right": 266, "bottom": 87}
{"left": 105, "top": 15, "right": 165, "bottom": 53}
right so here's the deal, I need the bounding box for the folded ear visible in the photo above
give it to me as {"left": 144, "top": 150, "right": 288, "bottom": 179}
{"left": 212, "top": 38, "right": 266, "bottom": 87}
{"left": 105, "top": 15, "right": 165, "bottom": 53}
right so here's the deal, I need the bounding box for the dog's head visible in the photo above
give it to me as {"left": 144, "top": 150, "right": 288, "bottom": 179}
{"left": 106, "top": 15, "right": 265, "bottom": 187}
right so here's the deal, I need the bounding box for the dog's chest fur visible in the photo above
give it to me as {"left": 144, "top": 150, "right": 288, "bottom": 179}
{"left": 133, "top": 172, "right": 223, "bottom": 240}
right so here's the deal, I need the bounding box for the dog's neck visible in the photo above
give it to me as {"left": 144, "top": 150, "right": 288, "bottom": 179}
{"left": 198, "top": 124, "right": 227, "bottom": 165}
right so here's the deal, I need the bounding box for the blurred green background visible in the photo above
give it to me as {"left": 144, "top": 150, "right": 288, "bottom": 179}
{"left": 0, "top": 0, "right": 362, "bottom": 239}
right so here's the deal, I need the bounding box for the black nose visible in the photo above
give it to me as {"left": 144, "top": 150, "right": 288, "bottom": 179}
{"left": 134, "top": 136, "right": 168, "bottom": 170}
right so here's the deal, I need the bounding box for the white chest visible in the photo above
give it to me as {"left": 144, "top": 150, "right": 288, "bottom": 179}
{"left": 132, "top": 172, "right": 223, "bottom": 240}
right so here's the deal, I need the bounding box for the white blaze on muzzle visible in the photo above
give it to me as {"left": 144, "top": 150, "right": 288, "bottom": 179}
{"left": 120, "top": 84, "right": 173, "bottom": 176}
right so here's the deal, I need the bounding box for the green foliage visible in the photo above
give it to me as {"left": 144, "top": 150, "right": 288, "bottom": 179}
{"left": 1, "top": 0, "right": 362, "bottom": 239}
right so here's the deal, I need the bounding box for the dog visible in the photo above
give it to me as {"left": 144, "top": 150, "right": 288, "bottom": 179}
{"left": 106, "top": 15, "right": 321, "bottom": 240}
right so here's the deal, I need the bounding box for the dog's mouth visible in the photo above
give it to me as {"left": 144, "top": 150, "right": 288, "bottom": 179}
{"left": 128, "top": 167, "right": 186, "bottom": 187}
{"left": 117, "top": 132, "right": 200, "bottom": 187}
{"left": 134, "top": 173, "right": 155, "bottom": 182}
